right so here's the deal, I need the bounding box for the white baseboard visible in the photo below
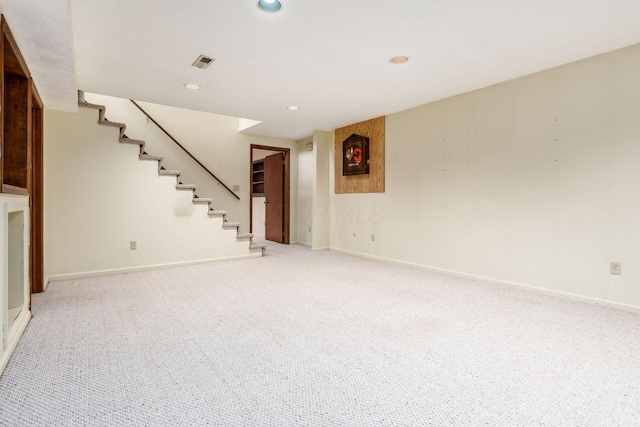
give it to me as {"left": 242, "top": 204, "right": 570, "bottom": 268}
{"left": 312, "top": 246, "right": 329, "bottom": 251}
{"left": 46, "top": 253, "right": 261, "bottom": 283}
{"left": 329, "top": 247, "right": 640, "bottom": 314}
{"left": 297, "top": 242, "right": 312, "bottom": 248}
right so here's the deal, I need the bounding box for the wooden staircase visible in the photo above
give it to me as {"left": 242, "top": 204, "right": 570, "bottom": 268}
{"left": 77, "top": 90, "right": 266, "bottom": 255}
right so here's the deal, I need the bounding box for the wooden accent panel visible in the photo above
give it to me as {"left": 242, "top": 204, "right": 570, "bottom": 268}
{"left": 335, "top": 116, "right": 385, "bottom": 194}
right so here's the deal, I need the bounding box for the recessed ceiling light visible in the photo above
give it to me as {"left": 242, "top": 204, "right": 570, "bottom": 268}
{"left": 257, "top": 0, "right": 282, "bottom": 13}
{"left": 389, "top": 55, "right": 409, "bottom": 64}
{"left": 184, "top": 83, "right": 200, "bottom": 90}
{"left": 287, "top": 105, "right": 299, "bottom": 111}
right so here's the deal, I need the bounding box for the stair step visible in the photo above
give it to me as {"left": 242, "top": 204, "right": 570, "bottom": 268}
{"left": 159, "top": 169, "right": 181, "bottom": 177}
{"left": 236, "top": 233, "right": 253, "bottom": 240}
{"left": 99, "top": 120, "right": 126, "bottom": 129}
{"left": 78, "top": 101, "right": 105, "bottom": 111}
{"left": 139, "top": 153, "right": 163, "bottom": 161}
{"left": 176, "top": 184, "right": 197, "bottom": 191}
{"left": 121, "top": 137, "right": 146, "bottom": 147}
{"left": 222, "top": 222, "right": 240, "bottom": 229}
{"left": 192, "top": 197, "right": 212, "bottom": 205}
{"left": 208, "top": 210, "right": 227, "bottom": 217}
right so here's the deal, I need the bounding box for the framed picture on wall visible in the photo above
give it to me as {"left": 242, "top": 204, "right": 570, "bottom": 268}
{"left": 342, "top": 134, "right": 370, "bottom": 176}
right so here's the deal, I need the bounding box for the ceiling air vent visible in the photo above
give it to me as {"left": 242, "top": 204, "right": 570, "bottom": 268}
{"left": 192, "top": 55, "right": 215, "bottom": 70}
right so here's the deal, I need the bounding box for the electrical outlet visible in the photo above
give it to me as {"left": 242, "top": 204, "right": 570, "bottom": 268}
{"left": 371, "top": 234, "right": 375, "bottom": 242}
{"left": 610, "top": 262, "right": 621, "bottom": 276}
{"left": 130, "top": 241, "right": 137, "bottom": 250}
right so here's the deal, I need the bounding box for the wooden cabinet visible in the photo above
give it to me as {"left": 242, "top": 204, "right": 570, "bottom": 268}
{"left": 252, "top": 159, "right": 265, "bottom": 197}
{"left": 0, "top": 15, "right": 44, "bottom": 294}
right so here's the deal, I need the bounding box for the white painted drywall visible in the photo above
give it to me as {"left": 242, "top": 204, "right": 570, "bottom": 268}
{"left": 253, "top": 149, "right": 281, "bottom": 161}
{"left": 329, "top": 43, "right": 640, "bottom": 310}
{"left": 44, "top": 108, "right": 263, "bottom": 282}
{"left": 139, "top": 100, "right": 300, "bottom": 241}
{"left": 84, "top": 94, "right": 246, "bottom": 226}
{"left": 312, "top": 131, "right": 332, "bottom": 250}
{"left": 252, "top": 197, "right": 266, "bottom": 237}
{"left": 297, "top": 137, "right": 314, "bottom": 246}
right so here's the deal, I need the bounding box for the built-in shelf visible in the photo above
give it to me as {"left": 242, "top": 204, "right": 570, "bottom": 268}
{"left": 252, "top": 160, "right": 265, "bottom": 197}
{"left": 2, "top": 19, "right": 31, "bottom": 194}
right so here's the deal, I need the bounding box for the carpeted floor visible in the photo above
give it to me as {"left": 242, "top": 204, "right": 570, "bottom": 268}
{"left": 1, "top": 241, "right": 639, "bottom": 426}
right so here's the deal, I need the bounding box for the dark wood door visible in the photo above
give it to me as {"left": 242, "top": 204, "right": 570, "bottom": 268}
{"left": 264, "top": 153, "right": 284, "bottom": 243}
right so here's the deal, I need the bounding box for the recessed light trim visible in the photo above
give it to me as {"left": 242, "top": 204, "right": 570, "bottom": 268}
{"left": 184, "top": 83, "right": 200, "bottom": 90}
{"left": 389, "top": 55, "right": 409, "bottom": 64}
{"left": 257, "top": 0, "right": 282, "bottom": 13}
{"left": 287, "top": 105, "right": 299, "bottom": 111}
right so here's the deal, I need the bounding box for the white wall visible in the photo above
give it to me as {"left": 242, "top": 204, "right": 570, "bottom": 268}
{"left": 329, "top": 43, "right": 640, "bottom": 310}
{"left": 312, "top": 131, "right": 332, "bottom": 250}
{"left": 252, "top": 196, "right": 266, "bottom": 237}
{"left": 297, "top": 137, "right": 313, "bottom": 246}
{"left": 44, "top": 108, "right": 263, "bottom": 282}
{"left": 253, "top": 149, "right": 280, "bottom": 161}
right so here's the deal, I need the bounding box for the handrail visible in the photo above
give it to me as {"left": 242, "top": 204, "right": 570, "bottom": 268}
{"left": 129, "top": 99, "right": 240, "bottom": 201}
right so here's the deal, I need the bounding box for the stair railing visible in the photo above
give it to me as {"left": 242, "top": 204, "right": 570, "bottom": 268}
{"left": 129, "top": 100, "right": 240, "bottom": 200}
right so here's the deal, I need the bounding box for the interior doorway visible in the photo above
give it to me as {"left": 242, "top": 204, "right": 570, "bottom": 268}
{"left": 250, "top": 145, "right": 290, "bottom": 244}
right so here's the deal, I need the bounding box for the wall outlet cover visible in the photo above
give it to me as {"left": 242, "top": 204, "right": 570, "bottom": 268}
{"left": 610, "top": 262, "right": 621, "bottom": 275}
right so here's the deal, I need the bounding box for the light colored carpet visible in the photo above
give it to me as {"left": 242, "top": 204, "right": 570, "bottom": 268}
{"left": 1, "top": 241, "right": 639, "bottom": 426}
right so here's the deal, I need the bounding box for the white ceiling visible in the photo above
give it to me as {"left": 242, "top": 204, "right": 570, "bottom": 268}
{"left": 3, "top": 0, "right": 640, "bottom": 140}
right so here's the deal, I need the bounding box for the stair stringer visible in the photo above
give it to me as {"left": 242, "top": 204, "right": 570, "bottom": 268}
{"left": 77, "top": 91, "right": 266, "bottom": 258}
